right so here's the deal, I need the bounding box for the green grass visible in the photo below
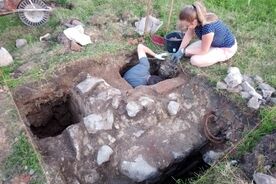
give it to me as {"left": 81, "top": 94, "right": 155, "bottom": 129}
{"left": 2, "top": 133, "right": 46, "bottom": 184}
{"left": 175, "top": 162, "right": 248, "bottom": 184}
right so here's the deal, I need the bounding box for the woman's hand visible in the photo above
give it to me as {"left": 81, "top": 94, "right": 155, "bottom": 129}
{"left": 171, "top": 48, "right": 185, "bottom": 64}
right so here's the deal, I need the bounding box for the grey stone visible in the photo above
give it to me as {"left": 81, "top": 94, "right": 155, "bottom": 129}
{"left": 120, "top": 155, "right": 158, "bottom": 182}
{"left": 15, "top": 62, "right": 37, "bottom": 74}
{"left": 83, "top": 110, "right": 114, "bottom": 134}
{"left": 253, "top": 173, "right": 276, "bottom": 184}
{"left": 270, "top": 98, "right": 276, "bottom": 105}
{"left": 133, "top": 130, "right": 145, "bottom": 138}
{"left": 97, "top": 88, "right": 121, "bottom": 101}
{"left": 0, "top": 47, "right": 13, "bottom": 67}
{"left": 112, "top": 96, "right": 120, "bottom": 109}
{"left": 167, "top": 101, "right": 180, "bottom": 116}
{"left": 126, "top": 101, "right": 142, "bottom": 117}
{"left": 76, "top": 76, "right": 105, "bottom": 95}
{"left": 241, "top": 81, "right": 262, "bottom": 99}
{"left": 240, "top": 91, "right": 251, "bottom": 99}
{"left": 253, "top": 75, "right": 264, "bottom": 84}
{"left": 259, "top": 83, "right": 275, "bottom": 99}
{"left": 139, "top": 96, "right": 154, "bottom": 107}
{"left": 224, "top": 67, "right": 243, "bottom": 88}
{"left": 97, "top": 145, "right": 114, "bottom": 165}
{"left": 84, "top": 169, "right": 99, "bottom": 184}
{"left": 227, "top": 85, "right": 242, "bottom": 93}
{"left": 16, "top": 39, "right": 27, "bottom": 48}
{"left": 203, "top": 151, "right": 223, "bottom": 166}
{"left": 66, "top": 124, "right": 83, "bottom": 160}
{"left": 243, "top": 75, "right": 255, "bottom": 86}
{"left": 216, "top": 81, "right": 227, "bottom": 90}
{"left": 247, "top": 96, "right": 262, "bottom": 110}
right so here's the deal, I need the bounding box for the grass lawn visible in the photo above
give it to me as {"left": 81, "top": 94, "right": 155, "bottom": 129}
{"left": 0, "top": 0, "right": 275, "bottom": 183}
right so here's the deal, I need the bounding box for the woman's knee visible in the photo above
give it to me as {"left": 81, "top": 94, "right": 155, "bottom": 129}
{"left": 190, "top": 56, "right": 203, "bottom": 67}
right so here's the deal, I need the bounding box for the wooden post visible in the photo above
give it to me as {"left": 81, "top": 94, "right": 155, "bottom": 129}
{"left": 166, "top": 0, "right": 174, "bottom": 33}
{"left": 144, "top": 0, "right": 152, "bottom": 36}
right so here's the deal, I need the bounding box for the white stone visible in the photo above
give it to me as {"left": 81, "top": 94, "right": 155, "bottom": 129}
{"left": 76, "top": 76, "right": 105, "bottom": 95}
{"left": 83, "top": 111, "right": 114, "bottom": 134}
{"left": 167, "top": 101, "right": 180, "bottom": 116}
{"left": 224, "top": 67, "right": 243, "bottom": 88}
{"left": 97, "top": 145, "right": 114, "bottom": 165}
{"left": 107, "top": 134, "right": 116, "bottom": 144}
{"left": 168, "top": 93, "right": 179, "bottom": 101}
{"left": 126, "top": 101, "right": 142, "bottom": 117}
{"left": 253, "top": 173, "right": 276, "bottom": 184}
{"left": 203, "top": 151, "right": 223, "bottom": 166}
{"left": 0, "top": 47, "right": 13, "bottom": 67}
{"left": 241, "top": 81, "right": 262, "bottom": 99}
{"left": 97, "top": 88, "right": 121, "bottom": 101}
{"left": 133, "top": 130, "right": 145, "bottom": 138}
{"left": 247, "top": 96, "right": 262, "bottom": 110}
{"left": 120, "top": 155, "right": 158, "bottom": 182}
{"left": 139, "top": 96, "right": 154, "bottom": 107}
{"left": 112, "top": 96, "right": 120, "bottom": 109}
{"left": 216, "top": 81, "right": 227, "bottom": 90}
{"left": 16, "top": 39, "right": 27, "bottom": 48}
{"left": 259, "top": 83, "right": 275, "bottom": 99}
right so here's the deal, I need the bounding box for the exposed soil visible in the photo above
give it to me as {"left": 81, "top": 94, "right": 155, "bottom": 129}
{"left": 28, "top": 95, "right": 80, "bottom": 139}
{"left": 12, "top": 52, "right": 259, "bottom": 184}
{"left": 240, "top": 132, "right": 276, "bottom": 178}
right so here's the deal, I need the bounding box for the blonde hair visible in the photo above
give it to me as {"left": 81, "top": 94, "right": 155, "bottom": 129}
{"left": 179, "top": 1, "right": 218, "bottom": 25}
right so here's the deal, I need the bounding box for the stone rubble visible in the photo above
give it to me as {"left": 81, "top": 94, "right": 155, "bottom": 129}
{"left": 217, "top": 67, "right": 276, "bottom": 109}
{"left": 97, "top": 145, "right": 114, "bottom": 165}
{"left": 32, "top": 74, "right": 246, "bottom": 183}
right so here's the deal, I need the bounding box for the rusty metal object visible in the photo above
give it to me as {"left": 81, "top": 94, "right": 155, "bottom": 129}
{"left": 204, "top": 113, "right": 225, "bottom": 144}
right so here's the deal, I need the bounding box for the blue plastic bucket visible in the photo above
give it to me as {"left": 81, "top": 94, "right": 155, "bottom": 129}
{"left": 164, "top": 31, "right": 184, "bottom": 53}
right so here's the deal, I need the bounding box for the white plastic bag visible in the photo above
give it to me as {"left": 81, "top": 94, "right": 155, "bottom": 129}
{"left": 63, "top": 25, "right": 92, "bottom": 46}
{"left": 135, "top": 16, "right": 163, "bottom": 35}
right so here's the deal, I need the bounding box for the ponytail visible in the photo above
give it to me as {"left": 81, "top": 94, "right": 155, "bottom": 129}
{"left": 179, "top": 1, "right": 218, "bottom": 25}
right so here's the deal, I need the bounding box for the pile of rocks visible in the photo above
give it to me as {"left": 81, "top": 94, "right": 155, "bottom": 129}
{"left": 217, "top": 67, "right": 276, "bottom": 110}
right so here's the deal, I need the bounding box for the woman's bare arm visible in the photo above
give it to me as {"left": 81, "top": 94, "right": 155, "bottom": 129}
{"left": 179, "top": 28, "right": 195, "bottom": 49}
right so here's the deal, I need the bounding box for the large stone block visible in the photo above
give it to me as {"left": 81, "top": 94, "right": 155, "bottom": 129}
{"left": 83, "top": 110, "right": 114, "bottom": 134}
{"left": 76, "top": 76, "right": 106, "bottom": 95}
{"left": 120, "top": 155, "right": 158, "bottom": 182}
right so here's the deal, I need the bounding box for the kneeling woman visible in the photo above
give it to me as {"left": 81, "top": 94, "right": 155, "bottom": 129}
{"left": 172, "top": 1, "right": 237, "bottom": 67}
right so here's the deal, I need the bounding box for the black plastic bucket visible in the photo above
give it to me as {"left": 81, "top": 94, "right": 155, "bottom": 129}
{"left": 164, "top": 31, "right": 184, "bottom": 53}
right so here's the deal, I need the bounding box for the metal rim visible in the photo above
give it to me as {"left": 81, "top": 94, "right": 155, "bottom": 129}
{"left": 18, "top": 0, "right": 50, "bottom": 26}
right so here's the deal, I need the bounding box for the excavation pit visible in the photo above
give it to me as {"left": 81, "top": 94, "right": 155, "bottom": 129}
{"left": 12, "top": 54, "right": 258, "bottom": 184}
{"left": 27, "top": 95, "right": 80, "bottom": 139}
